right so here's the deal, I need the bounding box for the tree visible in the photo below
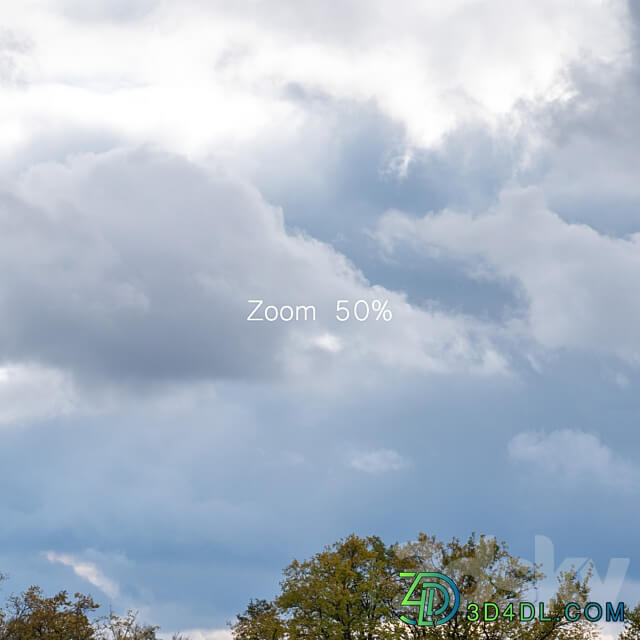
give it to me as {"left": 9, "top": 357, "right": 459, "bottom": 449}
{"left": 232, "top": 532, "right": 600, "bottom": 640}
{"left": 395, "top": 532, "right": 596, "bottom": 640}
{"left": 620, "top": 603, "right": 640, "bottom": 640}
{"left": 231, "top": 534, "right": 407, "bottom": 640}
{"left": 94, "top": 610, "right": 160, "bottom": 640}
{"left": 0, "top": 586, "right": 99, "bottom": 640}
{"left": 0, "top": 584, "right": 181, "bottom": 640}
{"left": 277, "top": 534, "right": 406, "bottom": 640}
{"left": 231, "top": 599, "right": 285, "bottom": 640}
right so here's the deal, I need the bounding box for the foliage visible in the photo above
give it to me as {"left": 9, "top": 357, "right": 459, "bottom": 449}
{"left": 231, "top": 531, "right": 611, "bottom": 640}
{"left": 94, "top": 610, "right": 160, "bottom": 640}
{"left": 620, "top": 603, "right": 640, "bottom": 640}
{"left": 276, "top": 534, "right": 405, "bottom": 639}
{"left": 231, "top": 599, "right": 286, "bottom": 640}
{"left": 395, "top": 532, "right": 596, "bottom": 640}
{"left": 0, "top": 586, "right": 99, "bottom": 640}
{"left": 0, "top": 578, "right": 169, "bottom": 640}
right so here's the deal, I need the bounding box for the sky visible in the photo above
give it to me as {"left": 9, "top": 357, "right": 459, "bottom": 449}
{"left": 0, "top": 1, "right": 639, "bottom": 638}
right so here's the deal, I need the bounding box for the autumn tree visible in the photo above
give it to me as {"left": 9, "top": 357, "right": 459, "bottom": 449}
{"left": 231, "top": 599, "right": 285, "bottom": 640}
{"left": 231, "top": 534, "right": 407, "bottom": 639}
{"left": 278, "top": 534, "right": 407, "bottom": 639}
{"left": 232, "top": 532, "right": 602, "bottom": 640}
{"left": 0, "top": 586, "right": 99, "bottom": 640}
{"left": 0, "top": 582, "right": 180, "bottom": 640}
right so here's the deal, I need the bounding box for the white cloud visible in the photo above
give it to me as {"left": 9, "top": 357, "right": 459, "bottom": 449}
{"left": 159, "top": 630, "right": 231, "bottom": 640}
{"left": 377, "top": 186, "right": 640, "bottom": 364}
{"left": 312, "top": 333, "right": 343, "bottom": 354}
{"left": 348, "top": 448, "right": 407, "bottom": 473}
{"left": 0, "top": 363, "right": 77, "bottom": 424}
{"left": 0, "top": 0, "right": 630, "bottom": 165}
{"left": 46, "top": 551, "right": 120, "bottom": 599}
{"left": 507, "top": 429, "right": 638, "bottom": 489}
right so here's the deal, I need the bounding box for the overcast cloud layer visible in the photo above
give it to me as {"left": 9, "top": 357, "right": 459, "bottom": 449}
{"left": 1, "top": 0, "right": 639, "bottom": 637}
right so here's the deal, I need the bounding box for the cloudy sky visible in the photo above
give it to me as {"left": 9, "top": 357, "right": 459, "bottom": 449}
{"left": 1, "top": 0, "right": 640, "bottom": 637}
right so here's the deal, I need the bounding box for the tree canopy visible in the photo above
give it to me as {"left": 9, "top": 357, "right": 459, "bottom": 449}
{"left": 231, "top": 532, "right": 626, "bottom": 640}
{"left": 620, "top": 604, "right": 640, "bottom": 640}
{"left": 0, "top": 576, "right": 177, "bottom": 640}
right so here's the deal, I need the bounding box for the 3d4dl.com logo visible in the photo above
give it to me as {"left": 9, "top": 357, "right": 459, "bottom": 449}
{"left": 399, "top": 572, "right": 460, "bottom": 627}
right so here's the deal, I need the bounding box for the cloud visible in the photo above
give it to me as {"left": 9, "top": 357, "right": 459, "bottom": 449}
{"left": 504, "top": 1, "right": 640, "bottom": 238}
{"left": 377, "top": 186, "right": 640, "bottom": 364}
{"left": 53, "top": 0, "right": 159, "bottom": 23}
{"left": 0, "top": 28, "right": 31, "bottom": 87}
{"left": 46, "top": 551, "right": 120, "bottom": 599}
{"left": 0, "top": 0, "right": 628, "bottom": 166}
{"left": 507, "top": 429, "right": 638, "bottom": 489}
{"left": 1, "top": 1, "right": 640, "bottom": 634}
{"left": 0, "top": 147, "right": 506, "bottom": 402}
{"left": 0, "top": 363, "right": 78, "bottom": 424}
{"left": 348, "top": 448, "right": 407, "bottom": 473}
{"left": 159, "top": 631, "right": 231, "bottom": 640}
{"left": 312, "top": 333, "right": 343, "bottom": 353}
{"left": 160, "top": 631, "right": 231, "bottom": 640}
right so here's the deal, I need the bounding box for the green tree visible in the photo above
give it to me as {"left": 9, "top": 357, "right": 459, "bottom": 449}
{"left": 233, "top": 532, "right": 601, "bottom": 640}
{"left": 0, "top": 579, "right": 189, "bottom": 640}
{"left": 231, "top": 534, "right": 407, "bottom": 640}
{"left": 620, "top": 603, "right": 640, "bottom": 640}
{"left": 395, "top": 532, "right": 596, "bottom": 640}
{"left": 0, "top": 586, "right": 99, "bottom": 640}
{"left": 231, "top": 599, "right": 285, "bottom": 640}
{"left": 277, "top": 534, "right": 406, "bottom": 640}
{"left": 94, "top": 610, "right": 160, "bottom": 640}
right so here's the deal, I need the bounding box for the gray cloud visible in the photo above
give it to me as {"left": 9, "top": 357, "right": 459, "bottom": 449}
{"left": 224, "top": 98, "right": 524, "bottom": 322}
{"left": 0, "top": 147, "right": 505, "bottom": 395}
{"left": 509, "top": 3, "right": 640, "bottom": 235}
{"left": 1, "top": 149, "right": 309, "bottom": 385}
